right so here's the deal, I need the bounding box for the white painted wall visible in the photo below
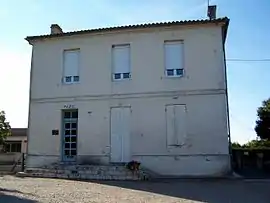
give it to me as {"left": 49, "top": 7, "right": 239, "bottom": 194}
{"left": 27, "top": 92, "right": 229, "bottom": 175}
{"left": 27, "top": 23, "right": 230, "bottom": 176}
{"left": 30, "top": 25, "right": 226, "bottom": 100}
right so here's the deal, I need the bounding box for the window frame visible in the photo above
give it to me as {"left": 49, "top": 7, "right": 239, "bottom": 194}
{"left": 4, "top": 141, "right": 22, "bottom": 153}
{"left": 165, "top": 69, "right": 184, "bottom": 78}
{"left": 111, "top": 44, "right": 131, "bottom": 81}
{"left": 164, "top": 40, "right": 185, "bottom": 78}
{"left": 62, "top": 48, "right": 81, "bottom": 84}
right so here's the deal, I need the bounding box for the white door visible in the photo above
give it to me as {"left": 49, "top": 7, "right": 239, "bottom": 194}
{"left": 110, "top": 107, "right": 131, "bottom": 163}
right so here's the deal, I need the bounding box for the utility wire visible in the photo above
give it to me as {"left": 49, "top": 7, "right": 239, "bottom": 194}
{"left": 226, "top": 59, "right": 270, "bottom": 62}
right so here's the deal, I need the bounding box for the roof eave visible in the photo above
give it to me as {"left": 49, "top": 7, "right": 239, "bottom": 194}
{"left": 25, "top": 17, "right": 229, "bottom": 43}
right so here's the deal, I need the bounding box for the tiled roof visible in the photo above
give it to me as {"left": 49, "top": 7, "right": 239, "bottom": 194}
{"left": 26, "top": 17, "right": 229, "bottom": 42}
{"left": 11, "top": 128, "right": 27, "bottom": 137}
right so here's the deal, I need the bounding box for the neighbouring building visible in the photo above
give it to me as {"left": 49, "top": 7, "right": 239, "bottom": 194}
{"left": 0, "top": 128, "right": 27, "bottom": 165}
{"left": 4, "top": 128, "right": 27, "bottom": 153}
{"left": 25, "top": 17, "right": 230, "bottom": 176}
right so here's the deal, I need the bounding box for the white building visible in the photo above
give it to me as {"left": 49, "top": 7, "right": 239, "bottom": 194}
{"left": 26, "top": 17, "right": 230, "bottom": 176}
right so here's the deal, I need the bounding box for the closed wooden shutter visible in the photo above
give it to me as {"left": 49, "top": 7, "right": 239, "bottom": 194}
{"left": 166, "top": 105, "right": 187, "bottom": 146}
{"left": 175, "top": 105, "right": 187, "bottom": 145}
{"left": 112, "top": 45, "right": 130, "bottom": 74}
{"left": 164, "top": 41, "right": 184, "bottom": 71}
{"left": 166, "top": 105, "right": 177, "bottom": 146}
{"left": 63, "top": 50, "right": 80, "bottom": 80}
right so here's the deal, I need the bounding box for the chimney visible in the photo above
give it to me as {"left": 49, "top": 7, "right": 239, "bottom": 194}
{"left": 207, "top": 5, "right": 217, "bottom": 20}
{"left": 50, "top": 24, "right": 63, "bottom": 34}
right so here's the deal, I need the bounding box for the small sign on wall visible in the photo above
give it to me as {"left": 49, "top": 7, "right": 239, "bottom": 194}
{"left": 64, "top": 104, "right": 75, "bottom": 109}
{"left": 52, "top": 129, "right": 59, "bottom": 136}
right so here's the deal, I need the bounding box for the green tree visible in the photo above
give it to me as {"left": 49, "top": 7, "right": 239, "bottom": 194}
{"left": 0, "top": 111, "right": 11, "bottom": 145}
{"left": 255, "top": 98, "right": 270, "bottom": 140}
{"left": 231, "top": 142, "right": 242, "bottom": 148}
{"left": 231, "top": 140, "right": 270, "bottom": 149}
{"left": 243, "top": 139, "right": 270, "bottom": 149}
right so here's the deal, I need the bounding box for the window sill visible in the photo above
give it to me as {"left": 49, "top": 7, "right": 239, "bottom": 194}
{"left": 112, "top": 78, "right": 132, "bottom": 82}
{"left": 163, "top": 75, "right": 184, "bottom": 79}
{"left": 62, "top": 81, "right": 80, "bottom": 85}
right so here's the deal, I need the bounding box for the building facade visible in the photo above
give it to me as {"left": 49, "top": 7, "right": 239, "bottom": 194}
{"left": 5, "top": 128, "right": 27, "bottom": 153}
{"left": 26, "top": 18, "right": 230, "bottom": 176}
{"left": 0, "top": 128, "right": 27, "bottom": 166}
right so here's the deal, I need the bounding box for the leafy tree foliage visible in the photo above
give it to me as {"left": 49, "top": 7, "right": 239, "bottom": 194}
{"left": 231, "top": 142, "right": 242, "bottom": 148}
{"left": 255, "top": 98, "right": 270, "bottom": 140}
{"left": 0, "top": 111, "right": 11, "bottom": 145}
{"left": 231, "top": 140, "right": 270, "bottom": 149}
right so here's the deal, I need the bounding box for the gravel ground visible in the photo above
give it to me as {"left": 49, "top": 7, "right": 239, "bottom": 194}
{"left": 0, "top": 175, "right": 269, "bottom": 203}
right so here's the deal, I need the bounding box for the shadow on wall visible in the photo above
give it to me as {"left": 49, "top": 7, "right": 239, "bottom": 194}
{"left": 90, "top": 180, "right": 268, "bottom": 203}
{"left": 0, "top": 188, "right": 37, "bottom": 203}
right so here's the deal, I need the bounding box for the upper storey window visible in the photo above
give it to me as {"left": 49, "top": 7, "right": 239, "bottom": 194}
{"left": 63, "top": 49, "right": 80, "bottom": 84}
{"left": 164, "top": 41, "right": 184, "bottom": 77}
{"left": 112, "top": 44, "right": 131, "bottom": 81}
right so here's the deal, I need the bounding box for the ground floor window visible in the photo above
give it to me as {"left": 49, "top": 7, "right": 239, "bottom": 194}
{"left": 4, "top": 141, "right": 22, "bottom": 152}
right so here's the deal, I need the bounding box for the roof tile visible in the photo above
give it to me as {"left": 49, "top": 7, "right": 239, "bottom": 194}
{"left": 26, "top": 17, "right": 229, "bottom": 41}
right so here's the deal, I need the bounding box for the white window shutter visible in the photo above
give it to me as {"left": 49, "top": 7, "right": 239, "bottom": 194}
{"left": 64, "top": 50, "right": 79, "bottom": 77}
{"left": 165, "top": 41, "right": 184, "bottom": 70}
{"left": 175, "top": 105, "right": 187, "bottom": 145}
{"left": 166, "top": 105, "right": 177, "bottom": 146}
{"left": 112, "top": 45, "right": 130, "bottom": 74}
{"left": 122, "top": 107, "right": 131, "bottom": 162}
{"left": 110, "top": 108, "right": 122, "bottom": 162}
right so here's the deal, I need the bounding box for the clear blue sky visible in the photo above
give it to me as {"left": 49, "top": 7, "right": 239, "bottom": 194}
{"left": 0, "top": 0, "right": 269, "bottom": 144}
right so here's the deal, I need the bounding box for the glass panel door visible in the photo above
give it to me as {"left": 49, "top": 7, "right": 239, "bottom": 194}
{"left": 62, "top": 110, "right": 78, "bottom": 162}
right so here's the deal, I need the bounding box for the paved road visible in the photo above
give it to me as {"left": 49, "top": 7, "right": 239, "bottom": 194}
{"left": 0, "top": 175, "right": 269, "bottom": 203}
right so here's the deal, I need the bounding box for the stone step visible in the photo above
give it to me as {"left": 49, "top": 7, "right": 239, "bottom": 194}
{"left": 0, "top": 165, "right": 21, "bottom": 172}
{"left": 22, "top": 165, "right": 150, "bottom": 181}
{"left": 0, "top": 171, "right": 15, "bottom": 175}
{"left": 26, "top": 168, "right": 139, "bottom": 176}
{"left": 41, "top": 165, "right": 131, "bottom": 171}
{"left": 17, "top": 171, "right": 141, "bottom": 180}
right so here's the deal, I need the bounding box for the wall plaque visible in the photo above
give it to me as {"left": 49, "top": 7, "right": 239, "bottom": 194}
{"left": 52, "top": 129, "right": 59, "bottom": 135}
{"left": 64, "top": 104, "right": 75, "bottom": 109}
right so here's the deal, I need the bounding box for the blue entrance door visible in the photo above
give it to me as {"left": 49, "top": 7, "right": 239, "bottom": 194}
{"left": 62, "top": 110, "right": 78, "bottom": 162}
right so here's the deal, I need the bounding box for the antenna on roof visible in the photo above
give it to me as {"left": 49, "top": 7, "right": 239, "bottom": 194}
{"left": 207, "top": 0, "right": 217, "bottom": 20}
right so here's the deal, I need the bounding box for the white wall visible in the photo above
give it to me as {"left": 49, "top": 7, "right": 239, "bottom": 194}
{"left": 27, "top": 92, "right": 229, "bottom": 175}
{"left": 27, "top": 23, "right": 230, "bottom": 175}
{"left": 30, "top": 25, "right": 225, "bottom": 100}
